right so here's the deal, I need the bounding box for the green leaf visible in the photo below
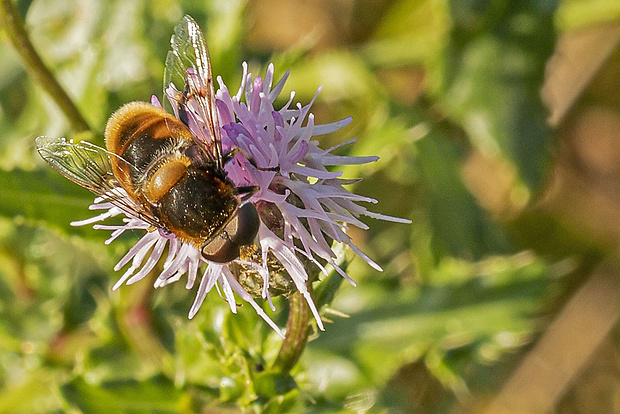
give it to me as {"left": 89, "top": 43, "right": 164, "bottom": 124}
{"left": 253, "top": 371, "right": 297, "bottom": 399}
{"left": 439, "top": 0, "right": 558, "bottom": 189}
{"left": 365, "top": 0, "right": 450, "bottom": 68}
{"left": 61, "top": 375, "right": 191, "bottom": 413}
{"left": 556, "top": 0, "right": 620, "bottom": 31}
{"left": 0, "top": 168, "right": 102, "bottom": 237}
{"left": 415, "top": 130, "right": 511, "bottom": 260}
{"left": 0, "top": 369, "right": 65, "bottom": 413}
{"left": 314, "top": 269, "right": 346, "bottom": 309}
{"left": 63, "top": 270, "right": 108, "bottom": 330}
{"left": 310, "top": 253, "right": 552, "bottom": 385}
{"left": 261, "top": 388, "right": 305, "bottom": 414}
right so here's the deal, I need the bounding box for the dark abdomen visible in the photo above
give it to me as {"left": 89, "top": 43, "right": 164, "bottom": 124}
{"left": 155, "top": 167, "right": 238, "bottom": 245}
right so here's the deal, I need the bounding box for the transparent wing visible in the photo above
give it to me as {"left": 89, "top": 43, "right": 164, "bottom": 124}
{"left": 164, "top": 15, "right": 223, "bottom": 169}
{"left": 35, "top": 136, "right": 160, "bottom": 227}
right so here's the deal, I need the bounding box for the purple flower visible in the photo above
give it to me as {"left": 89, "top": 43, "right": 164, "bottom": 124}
{"left": 72, "top": 63, "right": 409, "bottom": 336}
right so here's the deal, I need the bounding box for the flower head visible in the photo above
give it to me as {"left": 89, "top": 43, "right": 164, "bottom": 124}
{"left": 73, "top": 62, "right": 409, "bottom": 336}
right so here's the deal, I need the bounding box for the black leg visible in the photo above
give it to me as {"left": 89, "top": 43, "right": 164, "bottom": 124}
{"left": 235, "top": 185, "right": 259, "bottom": 202}
{"left": 222, "top": 147, "right": 241, "bottom": 165}
{"left": 178, "top": 79, "right": 192, "bottom": 127}
{"left": 223, "top": 147, "right": 280, "bottom": 172}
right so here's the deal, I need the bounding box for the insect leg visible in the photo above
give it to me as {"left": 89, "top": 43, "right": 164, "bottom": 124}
{"left": 177, "top": 82, "right": 191, "bottom": 127}
{"left": 235, "top": 185, "right": 259, "bottom": 202}
{"left": 222, "top": 147, "right": 241, "bottom": 164}
{"left": 223, "top": 147, "right": 279, "bottom": 172}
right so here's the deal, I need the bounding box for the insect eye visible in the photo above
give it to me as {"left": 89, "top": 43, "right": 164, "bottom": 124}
{"left": 200, "top": 203, "right": 260, "bottom": 263}
{"left": 227, "top": 203, "right": 260, "bottom": 246}
{"left": 201, "top": 232, "right": 240, "bottom": 263}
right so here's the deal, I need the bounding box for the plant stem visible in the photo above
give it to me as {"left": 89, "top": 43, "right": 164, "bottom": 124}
{"left": 272, "top": 291, "right": 311, "bottom": 374}
{"left": 0, "top": 0, "right": 92, "bottom": 133}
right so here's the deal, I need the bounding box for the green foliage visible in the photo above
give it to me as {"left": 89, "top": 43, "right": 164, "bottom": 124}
{"left": 414, "top": 128, "right": 512, "bottom": 260}
{"left": 0, "top": 169, "right": 101, "bottom": 238}
{"left": 440, "top": 0, "right": 557, "bottom": 189}
{"left": 62, "top": 375, "right": 189, "bottom": 413}
{"left": 0, "top": 0, "right": 612, "bottom": 412}
{"left": 310, "top": 254, "right": 551, "bottom": 395}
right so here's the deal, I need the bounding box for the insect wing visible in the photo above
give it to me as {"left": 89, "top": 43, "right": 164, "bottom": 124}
{"left": 36, "top": 136, "right": 118, "bottom": 192}
{"left": 164, "top": 15, "right": 223, "bottom": 169}
{"left": 35, "top": 136, "right": 159, "bottom": 226}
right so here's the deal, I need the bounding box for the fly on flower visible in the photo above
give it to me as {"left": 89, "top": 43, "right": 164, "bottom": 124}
{"left": 37, "top": 16, "right": 260, "bottom": 265}
{"left": 36, "top": 15, "right": 410, "bottom": 335}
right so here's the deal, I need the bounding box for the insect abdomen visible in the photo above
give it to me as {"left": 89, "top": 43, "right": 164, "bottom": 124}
{"left": 155, "top": 166, "right": 237, "bottom": 245}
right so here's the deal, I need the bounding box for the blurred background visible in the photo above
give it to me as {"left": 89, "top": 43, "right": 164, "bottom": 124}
{"left": 1, "top": 0, "right": 620, "bottom": 412}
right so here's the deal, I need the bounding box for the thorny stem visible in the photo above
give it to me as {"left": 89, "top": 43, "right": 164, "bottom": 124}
{"left": 272, "top": 291, "right": 312, "bottom": 374}
{"left": 0, "top": 0, "right": 92, "bottom": 133}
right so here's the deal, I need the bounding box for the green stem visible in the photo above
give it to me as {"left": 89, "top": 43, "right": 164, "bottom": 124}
{"left": 272, "top": 291, "right": 311, "bottom": 374}
{"left": 0, "top": 0, "right": 91, "bottom": 133}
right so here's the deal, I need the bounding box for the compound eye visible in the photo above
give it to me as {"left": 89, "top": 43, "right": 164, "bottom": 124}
{"left": 200, "top": 204, "right": 260, "bottom": 263}
{"left": 201, "top": 232, "right": 240, "bottom": 263}
{"left": 226, "top": 203, "right": 260, "bottom": 247}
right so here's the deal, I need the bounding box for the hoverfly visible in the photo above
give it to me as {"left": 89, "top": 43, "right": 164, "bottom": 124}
{"left": 37, "top": 15, "right": 261, "bottom": 263}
